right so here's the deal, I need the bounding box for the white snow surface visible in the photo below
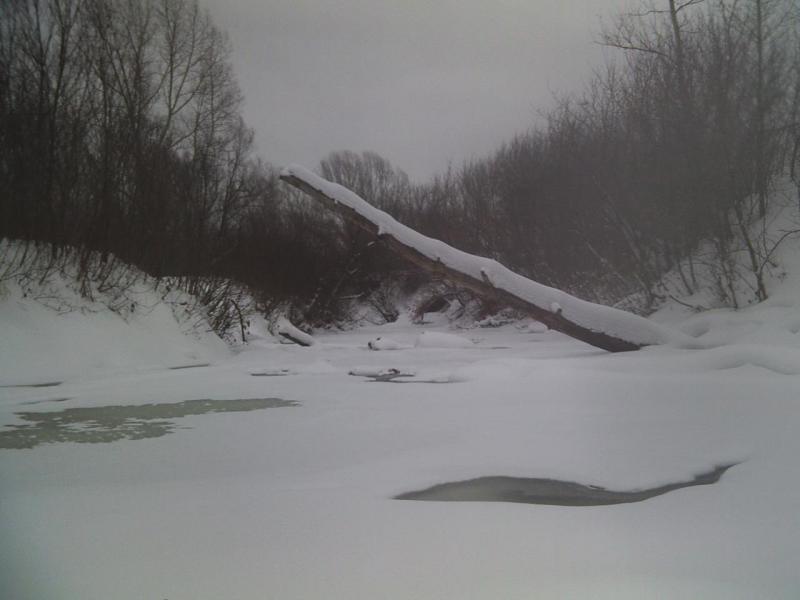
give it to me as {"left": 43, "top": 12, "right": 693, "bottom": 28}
{"left": 0, "top": 276, "right": 227, "bottom": 383}
{"left": 5, "top": 217, "right": 800, "bottom": 598}
{"left": 282, "top": 164, "right": 684, "bottom": 347}
{"left": 367, "top": 336, "right": 408, "bottom": 350}
{"left": 415, "top": 330, "right": 475, "bottom": 348}
{"left": 3, "top": 300, "right": 800, "bottom": 598}
{"left": 275, "top": 316, "right": 317, "bottom": 346}
{"left": 525, "top": 320, "right": 549, "bottom": 333}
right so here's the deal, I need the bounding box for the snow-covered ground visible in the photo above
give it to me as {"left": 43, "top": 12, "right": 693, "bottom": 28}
{"left": 0, "top": 271, "right": 228, "bottom": 384}
{"left": 2, "top": 300, "right": 800, "bottom": 598}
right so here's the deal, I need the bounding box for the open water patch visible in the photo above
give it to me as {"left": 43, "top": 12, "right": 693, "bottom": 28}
{"left": 395, "top": 464, "right": 737, "bottom": 506}
{"left": 0, "top": 397, "right": 297, "bottom": 450}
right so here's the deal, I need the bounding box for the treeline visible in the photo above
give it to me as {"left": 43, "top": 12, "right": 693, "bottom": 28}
{"left": 374, "top": 0, "right": 800, "bottom": 310}
{"left": 291, "top": 0, "right": 800, "bottom": 315}
{"left": 1, "top": 0, "right": 252, "bottom": 272}
{"left": 2, "top": 0, "right": 800, "bottom": 333}
{"left": 0, "top": 0, "right": 377, "bottom": 327}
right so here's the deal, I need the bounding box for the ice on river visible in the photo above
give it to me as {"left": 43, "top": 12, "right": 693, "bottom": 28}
{"left": 1, "top": 318, "right": 799, "bottom": 599}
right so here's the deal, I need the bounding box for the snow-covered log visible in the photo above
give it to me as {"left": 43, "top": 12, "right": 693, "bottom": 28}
{"left": 274, "top": 316, "right": 316, "bottom": 347}
{"left": 280, "top": 165, "right": 681, "bottom": 352}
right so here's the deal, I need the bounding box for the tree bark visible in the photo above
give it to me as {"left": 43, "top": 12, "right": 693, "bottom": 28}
{"left": 281, "top": 166, "right": 677, "bottom": 352}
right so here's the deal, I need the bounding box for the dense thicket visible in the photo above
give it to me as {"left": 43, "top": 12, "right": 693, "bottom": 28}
{"left": 296, "top": 1, "right": 800, "bottom": 314}
{"left": 2, "top": 0, "right": 800, "bottom": 332}
{"left": 394, "top": 0, "right": 800, "bottom": 309}
{"left": 2, "top": 0, "right": 247, "bottom": 267}
{"left": 0, "top": 0, "right": 366, "bottom": 327}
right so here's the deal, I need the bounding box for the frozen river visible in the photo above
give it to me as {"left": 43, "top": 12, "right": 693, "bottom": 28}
{"left": 2, "top": 322, "right": 799, "bottom": 599}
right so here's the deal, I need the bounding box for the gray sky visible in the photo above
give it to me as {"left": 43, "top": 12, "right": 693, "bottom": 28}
{"left": 206, "top": 0, "right": 637, "bottom": 181}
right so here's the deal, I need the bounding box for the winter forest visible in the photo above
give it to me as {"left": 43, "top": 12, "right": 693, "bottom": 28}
{"left": 3, "top": 0, "right": 799, "bottom": 332}
{"left": 3, "top": 1, "right": 800, "bottom": 598}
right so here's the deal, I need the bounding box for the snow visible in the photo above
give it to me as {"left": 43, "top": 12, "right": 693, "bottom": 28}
{"left": 414, "top": 330, "right": 474, "bottom": 348}
{"left": 4, "top": 212, "right": 800, "bottom": 598}
{"left": 3, "top": 300, "right": 800, "bottom": 598}
{"left": 281, "top": 164, "right": 685, "bottom": 347}
{"left": 274, "top": 316, "right": 317, "bottom": 346}
{"left": 349, "top": 366, "right": 415, "bottom": 378}
{"left": 525, "top": 320, "right": 549, "bottom": 333}
{"left": 367, "top": 336, "right": 408, "bottom": 350}
{"left": 0, "top": 275, "right": 227, "bottom": 384}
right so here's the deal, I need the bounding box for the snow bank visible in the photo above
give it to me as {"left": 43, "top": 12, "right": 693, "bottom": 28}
{"left": 0, "top": 274, "right": 227, "bottom": 384}
{"left": 523, "top": 321, "right": 549, "bottom": 334}
{"left": 415, "top": 331, "right": 474, "bottom": 349}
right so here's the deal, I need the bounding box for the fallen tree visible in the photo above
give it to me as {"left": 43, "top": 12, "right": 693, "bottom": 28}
{"left": 280, "top": 164, "right": 680, "bottom": 352}
{"left": 273, "top": 316, "right": 316, "bottom": 347}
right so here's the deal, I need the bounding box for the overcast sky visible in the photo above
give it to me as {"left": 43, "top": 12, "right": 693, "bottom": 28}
{"left": 206, "top": 0, "right": 638, "bottom": 181}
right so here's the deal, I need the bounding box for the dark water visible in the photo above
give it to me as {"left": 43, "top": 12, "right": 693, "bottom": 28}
{"left": 395, "top": 464, "right": 737, "bottom": 506}
{"left": 0, "top": 398, "right": 297, "bottom": 450}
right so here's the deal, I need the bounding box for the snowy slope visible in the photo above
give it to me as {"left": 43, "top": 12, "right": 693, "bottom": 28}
{"left": 643, "top": 198, "right": 800, "bottom": 369}
{"left": 0, "top": 271, "right": 228, "bottom": 384}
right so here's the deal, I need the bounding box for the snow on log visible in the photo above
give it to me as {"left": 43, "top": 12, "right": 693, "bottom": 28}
{"left": 280, "top": 164, "right": 681, "bottom": 352}
{"left": 274, "top": 316, "right": 316, "bottom": 347}
{"left": 367, "top": 337, "right": 408, "bottom": 350}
